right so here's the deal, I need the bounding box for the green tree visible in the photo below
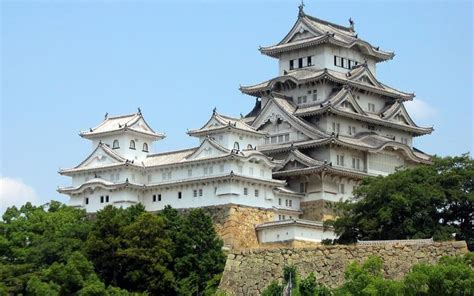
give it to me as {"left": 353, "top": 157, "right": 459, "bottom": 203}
{"left": 403, "top": 253, "right": 474, "bottom": 296}
{"left": 84, "top": 204, "right": 145, "bottom": 286}
{"left": 173, "top": 208, "right": 226, "bottom": 295}
{"left": 261, "top": 280, "right": 283, "bottom": 296}
{"left": 328, "top": 155, "right": 473, "bottom": 249}
{"left": 118, "top": 213, "right": 175, "bottom": 294}
{"left": 300, "top": 272, "right": 332, "bottom": 296}
{"left": 0, "top": 202, "right": 91, "bottom": 294}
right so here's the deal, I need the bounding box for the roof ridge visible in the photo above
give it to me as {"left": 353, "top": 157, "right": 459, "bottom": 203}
{"left": 147, "top": 147, "right": 197, "bottom": 158}
{"left": 303, "top": 14, "right": 354, "bottom": 33}
{"left": 106, "top": 112, "right": 139, "bottom": 120}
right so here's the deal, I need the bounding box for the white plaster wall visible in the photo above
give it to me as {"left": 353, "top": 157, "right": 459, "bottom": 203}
{"left": 68, "top": 188, "right": 140, "bottom": 213}
{"left": 91, "top": 133, "right": 154, "bottom": 161}
{"left": 278, "top": 45, "right": 376, "bottom": 76}
{"left": 257, "top": 224, "right": 337, "bottom": 243}
{"left": 367, "top": 151, "right": 405, "bottom": 175}
{"left": 199, "top": 132, "right": 261, "bottom": 151}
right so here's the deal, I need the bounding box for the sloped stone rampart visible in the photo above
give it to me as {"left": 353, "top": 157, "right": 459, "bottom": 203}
{"left": 218, "top": 241, "right": 468, "bottom": 295}
{"left": 179, "top": 204, "right": 275, "bottom": 249}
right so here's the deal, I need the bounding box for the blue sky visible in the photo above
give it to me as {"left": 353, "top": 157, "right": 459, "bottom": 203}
{"left": 1, "top": 0, "right": 472, "bottom": 210}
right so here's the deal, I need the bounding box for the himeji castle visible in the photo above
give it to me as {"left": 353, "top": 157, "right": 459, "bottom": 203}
{"left": 59, "top": 5, "right": 432, "bottom": 245}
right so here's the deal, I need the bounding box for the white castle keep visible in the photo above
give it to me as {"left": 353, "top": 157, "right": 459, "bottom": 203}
{"left": 59, "top": 5, "right": 432, "bottom": 244}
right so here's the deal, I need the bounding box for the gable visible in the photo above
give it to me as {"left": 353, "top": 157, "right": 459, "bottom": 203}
{"left": 286, "top": 22, "right": 320, "bottom": 43}
{"left": 130, "top": 117, "right": 153, "bottom": 133}
{"left": 282, "top": 160, "right": 309, "bottom": 171}
{"left": 77, "top": 146, "right": 124, "bottom": 169}
{"left": 332, "top": 89, "right": 366, "bottom": 115}
{"left": 392, "top": 112, "right": 410, "bottom": 125}
{"left": 186, "top": 139, "right": 228, "bottom": 160}
{"left": 278, "top": 18, "right": 321, "bottom": 45}
{"left": 385, "top": 103, "right": 417, "bottom": 127}
{"left": 357, "top": 75, "right": 376, "bottom": 86}
{"left": 252, "top": 99, "right": 320, "bottom": 140}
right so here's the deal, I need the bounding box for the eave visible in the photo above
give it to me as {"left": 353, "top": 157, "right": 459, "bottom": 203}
{"left": 80, "top": 127, "right": 165, "bottom": 140}
{"left": 296, "top": 105, "right": 433, "bottom": 136}
{"left": 273, "top": 164, "right": 368, "bottom": 180}
{"left": 187, "top": 125, "right": 267, "bottom": 138}
{"left": 259, "top": 33, "right": 394, "bottom": 62}
{"left": 240, "top": 69, "right": 414, "bottom": 101}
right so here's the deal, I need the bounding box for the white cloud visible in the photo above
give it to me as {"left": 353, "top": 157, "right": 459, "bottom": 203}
{"left": 405, "top": 99, "right": 437, "bottom": 121}
{"left": 0, "top": 177, "right": 40, "bottom": 214}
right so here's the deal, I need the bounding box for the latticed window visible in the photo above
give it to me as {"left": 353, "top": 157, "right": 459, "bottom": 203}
{"left": 112, "top": 140, "right": 120, "bottom": 149}
{"left": 129, "top": 140, "right": 136, "bottom": 149}
{"left": 142, "top": 143, "right": 148, "bottom": 152}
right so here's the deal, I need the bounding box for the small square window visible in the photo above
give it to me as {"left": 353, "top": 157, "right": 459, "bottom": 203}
{"left": 193, "top": 190, "right": 197, "bottom": 197}
{"left": 199, "top": 189, "right": 203, "bottom": 197}
{"left": 158, "top": 194, "right": 162, "bottom": 201}
{"left": 254, "top": 189, "right": 259, "bottom": 197}
{"left": 298, "top": 58, "right": 303, "bottom": 68}
{"left": 244, "top": 188, "right": 248, "bottom": 195}
{"left": 178, "top": 192, "right": 182, "bottom": 199}
{"left": 106, "top": 195, "right": 109, "bottom": 203}
{"left": 289, "top": 60, "right": 294, "bottom": 70}
{"left": 307, "top": 56, "right": 312, "bottom": 66}
{"left": 153, "top": 194, "right": 157, "bottom": 202}
{"left": 100, "top": 196, "right": 104, "bottom": 203}
{"left": 85, "top": 197, "right": 89, "bottom": 205}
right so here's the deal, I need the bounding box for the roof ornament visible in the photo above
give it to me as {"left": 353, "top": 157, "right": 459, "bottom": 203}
{"left": 137, "top": 107, "right": 142, "bottom": 115}
{"left": 349, "top": 18, "right": 355, "bottom": 31}
{"left": 104, "top": 112, "right": 108, "bottom": 119}
{"left": 89, "top": 128, "right": 93, "bottom": 132}
{"left": 298, "top": 0, "right": 305, "bottom": 17}
{"left": 213, "top": 107, "right": 217, "bottom": 115}
{"left": 240, "top": 113, "right": 244, "bottom": 118}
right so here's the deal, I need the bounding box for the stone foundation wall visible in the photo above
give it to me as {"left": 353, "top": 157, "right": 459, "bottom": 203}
{"left": 300, "top": 200, "right": 335, "bottom": 221}
{"left": 179, "top": 204, "right": 275, "bottom": 250}
{"left": 218, "top": 241, "right": 468, "bottom": 295}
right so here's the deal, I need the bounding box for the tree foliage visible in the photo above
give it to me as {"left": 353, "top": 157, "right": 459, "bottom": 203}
{"left": 1, "top": 202, "right": 225, "bottom": 295}
{"left": 327, "top": 154, "right": 473, "bottom": 249}
{"left": 262, "top": 253, "right": 474, "bottom": 296}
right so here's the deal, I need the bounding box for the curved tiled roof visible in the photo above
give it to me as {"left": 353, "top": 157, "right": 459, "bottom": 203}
{"left": 188, "top": 111, "right": 266, "bottom": 137}
{"left": 80, "top": 112, "right": 165, "bottom": 139}
{"left": 240, "top": 66, "right": 414, "bottom": 100}
{"left": 259, "top": 10, "right": 393, "bottom": 62}
{"left": 260, "top": 133, "right": 431, "bottom": 164}
{"left": 59, "top": 143, "right": 142, "bottom": 175}
{"left": 252, "top": 93, "right": 328, "bottom": 139}
{"left": 293, "top": 88, "right": 433, "bottom": 135}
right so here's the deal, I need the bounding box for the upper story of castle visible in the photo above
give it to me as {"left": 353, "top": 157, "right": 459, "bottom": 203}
{"left": 260, "top": 4, "right": 394, "bottom": 77}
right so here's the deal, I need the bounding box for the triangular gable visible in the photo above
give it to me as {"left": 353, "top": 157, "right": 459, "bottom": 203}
{"left": 384, "top": 103, "right": 417, "bottom": 127}
{"left": 278, "top": 150, "right": 323, "bottom": 172}
{"left": 348, "top": 66, "right": 382, "bottom": 88}
{"left": 333, "top": 89, "right": 367, "bottom": 115}
{"left": 278, "top": 16, "right": 322, "bottom": 45}
{"left": 185, "top": 138, "right": 230, "bottom": 160}
{"left": 75, "top": 144, "right": 126, "bottom": 169}
{"left": 282, "top": 160, "right": 310, "bottom": 171}
{"left": 129, "top": 116, "right": 154, "bottom": 133}
{"left": 252, "top": 96, "right": 327, "bottom": 140}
